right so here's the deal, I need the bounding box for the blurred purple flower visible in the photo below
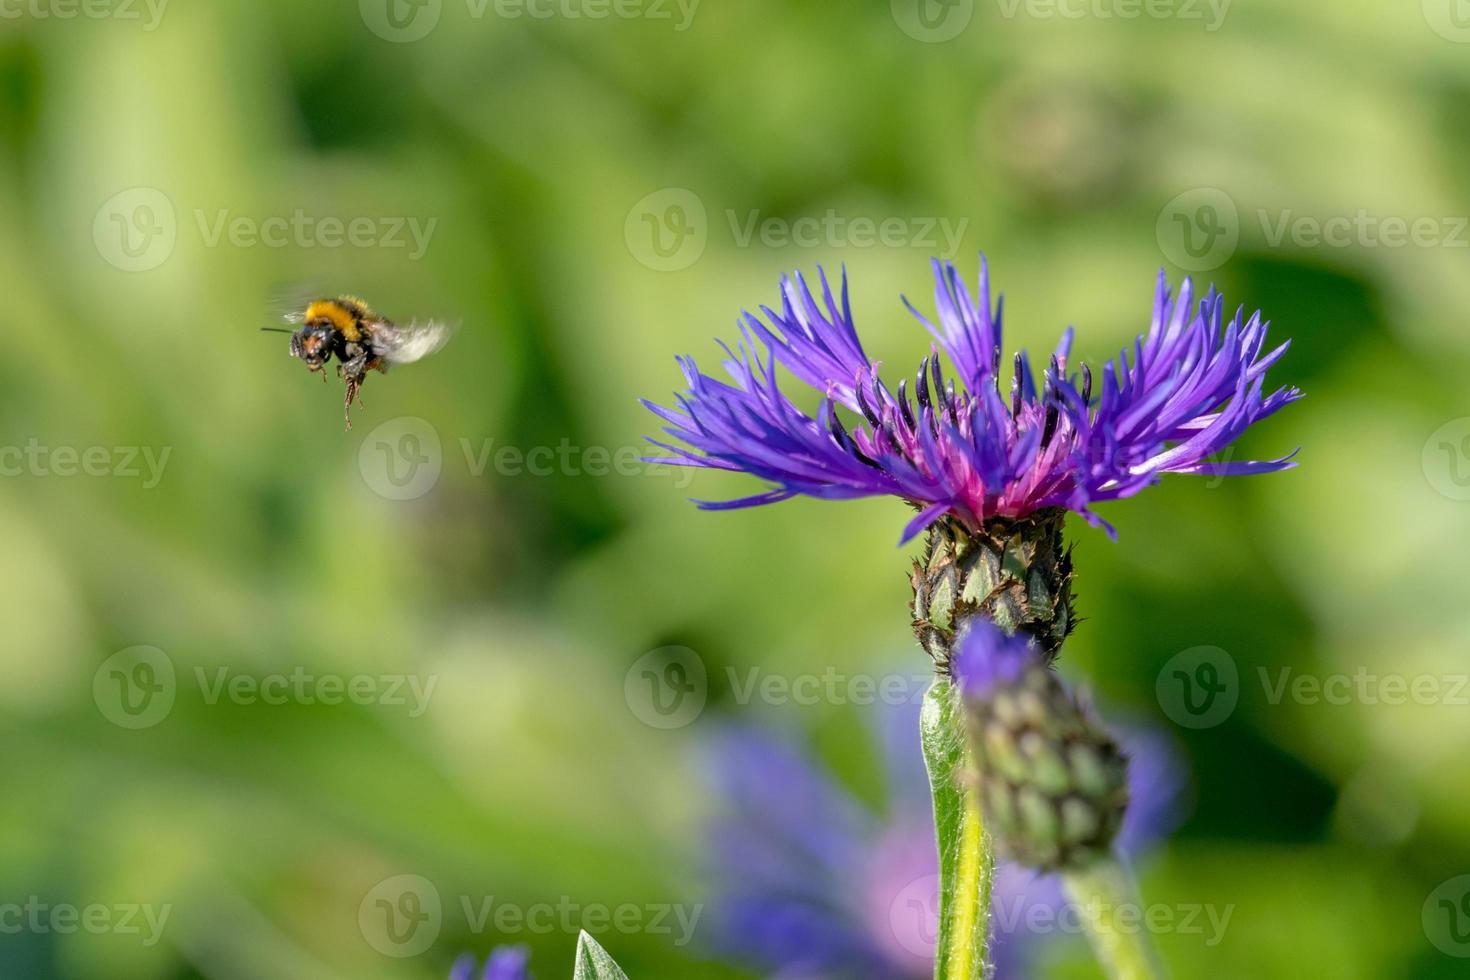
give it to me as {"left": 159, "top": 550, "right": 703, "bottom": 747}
{"left": 949, "top": 620, "right": 1037, "bottom": 700}
{"left": 645, "top": 258, "right": 1299, "bottom": 541}
{"left": 450, "top": 947, "right": 532, "bottom": 980}
{"left": 702, "top": 703, "right": 1185, "bottom": 979}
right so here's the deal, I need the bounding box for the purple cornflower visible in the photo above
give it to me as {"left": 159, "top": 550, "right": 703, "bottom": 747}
{"left": 702, "top": 701, "right": 1184, "bottom": 979}
{"left": 449, "top": 947, "right": 533, "bottom": 980}
{"left": 644, "top": 258, "right": 1299, "bottom": 541}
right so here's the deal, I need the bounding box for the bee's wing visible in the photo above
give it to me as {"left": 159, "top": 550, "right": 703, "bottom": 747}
{"left": 375, "top": 318, "right": 459, "bottom": 365}
{"left": 266, "top": 281, "right": 323, "bottom": 327}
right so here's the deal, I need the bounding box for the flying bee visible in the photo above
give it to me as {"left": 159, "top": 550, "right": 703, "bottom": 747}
{"left": 263, "top": 296, "right": 456, "bottom": 429}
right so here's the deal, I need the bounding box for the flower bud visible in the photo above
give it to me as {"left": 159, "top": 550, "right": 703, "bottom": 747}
{"left": 952, "top": 622, "right": 1127, "bottom": 871}
{"left": 910, "top": 512, "right": 1075, "bottom": 672}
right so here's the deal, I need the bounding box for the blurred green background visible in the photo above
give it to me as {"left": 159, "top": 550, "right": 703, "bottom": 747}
{"left": 3, "top": 0, "right": 1470, "bottom": 977}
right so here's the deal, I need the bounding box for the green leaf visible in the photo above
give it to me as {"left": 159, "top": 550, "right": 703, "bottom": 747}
{"left": 921, "top": 678, "right": 992, "bottom": 980}
{"left": 572, "top": 931, "right": 631, "bottom": 980}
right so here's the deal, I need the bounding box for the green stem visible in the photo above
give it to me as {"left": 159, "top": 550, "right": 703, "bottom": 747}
{"left": 921, "top": 680, "right": 993, "bottom": 980}
{"left": 941, "top": 786, "right": 987, "bottom": 980}
{"left": 1061, "top": 855, "right": 1166, "bottom": 980}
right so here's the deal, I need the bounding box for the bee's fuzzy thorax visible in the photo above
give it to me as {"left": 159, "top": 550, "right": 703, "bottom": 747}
{"left": 305, "top": 298, "right": 371, "bottom": 341}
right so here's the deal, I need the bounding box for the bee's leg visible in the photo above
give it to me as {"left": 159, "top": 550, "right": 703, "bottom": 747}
{"left": 338, "top": 353, "right": 372, "bottom": 418}
{"left": 342, "top": 377, "right": 358, "bottom": 430}
{"left": 342, "top": 370, "right": 371, "bottom": 430}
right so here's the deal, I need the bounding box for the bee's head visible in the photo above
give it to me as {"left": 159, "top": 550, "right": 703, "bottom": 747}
{"left": 290, "top": 322, "right": 336, "bottom": 368}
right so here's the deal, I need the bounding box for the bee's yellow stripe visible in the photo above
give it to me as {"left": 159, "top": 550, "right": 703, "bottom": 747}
{"left": 305, "top": 300, "right": 362, "bottom": 341}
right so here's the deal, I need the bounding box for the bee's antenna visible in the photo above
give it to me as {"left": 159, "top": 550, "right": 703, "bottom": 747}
{"left": 259, "top": 327, "right": 294, "bottom": 334}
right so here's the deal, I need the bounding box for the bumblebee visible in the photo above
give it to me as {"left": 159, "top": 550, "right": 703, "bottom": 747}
{"left": 267, "top": 296, "right": 455, "bottom": 428}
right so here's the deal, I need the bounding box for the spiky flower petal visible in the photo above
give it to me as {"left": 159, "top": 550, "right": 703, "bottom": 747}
{"left": 645, "top": 258, "right": 1300, "bottom": 542}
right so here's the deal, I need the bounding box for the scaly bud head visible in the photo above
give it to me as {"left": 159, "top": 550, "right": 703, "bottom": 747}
{"left": 953, "top": 622, "right": 1128, "bottom": 872}
{"left": 910, "top": 510, "right": 1075, "bottom": 672}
